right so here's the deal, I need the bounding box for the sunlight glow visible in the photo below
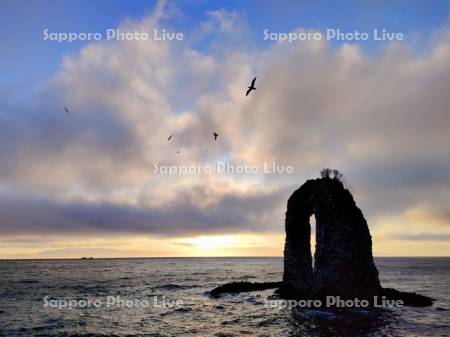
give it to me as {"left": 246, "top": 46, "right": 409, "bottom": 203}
{"left": 178, "top": 235, "right": 242, "bottom": 251}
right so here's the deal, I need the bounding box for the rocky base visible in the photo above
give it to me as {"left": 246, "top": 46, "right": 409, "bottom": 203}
{"left": 210, "top": 282, "right": 434, "bottom": 307}
{"left": 277, "top": 287, "right": 435, "bottom": 307}
{"left": 381, "top": 288, "right": 434, "bottom": 307}
{"left": 210, "top": 281, "right": 282, "bottom": 298}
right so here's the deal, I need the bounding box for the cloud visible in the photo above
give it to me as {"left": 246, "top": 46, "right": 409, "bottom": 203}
{"left": 0, "top": 1, "right": 449, "bottom": 251}
{"left": 391, "top": 233, "right": 450, "bottom": 241}
{"left": 221, "top": 32, "right": 450, "bottom": 221}
{"left": 0, "top": 185, "right": 288, "bottom": 236}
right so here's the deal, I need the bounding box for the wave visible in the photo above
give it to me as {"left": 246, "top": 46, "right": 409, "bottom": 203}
{"left": 151, "top": 283, "right": 200, "bottom": 290}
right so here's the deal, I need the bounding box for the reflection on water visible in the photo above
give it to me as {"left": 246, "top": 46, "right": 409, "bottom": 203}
{"left": 0, "top": 257, "right": 449, "bottom": 336}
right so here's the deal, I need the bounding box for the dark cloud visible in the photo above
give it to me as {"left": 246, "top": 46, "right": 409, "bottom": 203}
{"left": 391, "top": 233, "right": 450, "bottom": 241}
{"left": 0, "top": 187, "right": 288, "bottom": 236}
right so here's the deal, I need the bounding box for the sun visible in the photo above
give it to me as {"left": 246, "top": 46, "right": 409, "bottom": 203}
{"left": 172, "top": 233, "right": 285, "bottom": 257}
{"left": 181, "top": 235, "right": 241, "bottom": 252}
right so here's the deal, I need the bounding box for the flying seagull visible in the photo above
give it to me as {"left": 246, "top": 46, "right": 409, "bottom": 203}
{"left": 213, "top": 132, "right": 219, "bottom": 141}
{"left": 246, "top": 76, "right": 257, "bottom": 96}
{"left": 167, "top": 134, "right": 173, "bottom": 141}
{"left": 64, "top": 106, "right": 70, "bottom": 113}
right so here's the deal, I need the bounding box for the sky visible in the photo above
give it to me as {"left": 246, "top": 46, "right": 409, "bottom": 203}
{"left": 1, "top": 0, "right": 450, "bottom": 258}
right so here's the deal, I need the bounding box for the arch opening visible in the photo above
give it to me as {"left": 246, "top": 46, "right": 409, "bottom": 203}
{"left": 309, "top": 214, "right": 316, "bottom": 269}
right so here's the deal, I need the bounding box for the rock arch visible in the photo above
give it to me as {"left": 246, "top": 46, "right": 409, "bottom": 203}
{"left": 211, "top": 176, "right": 433, "bottom": 306}
{"left": 282, "top": 178, "right": 381, "bottom": 299}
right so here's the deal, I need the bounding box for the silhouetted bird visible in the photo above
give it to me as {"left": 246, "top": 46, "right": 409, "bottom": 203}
{"left": 167, "top": 135, "right": 173, "bottom": 141}
{"left": 177, "top": 150, "right": 180, "bottom": 154}
{"left": 246, "top": 76, "right": 257, "bottom": 96}
{"left": 213, "top": 132, "right": 219, "bottom": 141}
{"left": 64, "top": 106, "right": 70, "bottom": 113}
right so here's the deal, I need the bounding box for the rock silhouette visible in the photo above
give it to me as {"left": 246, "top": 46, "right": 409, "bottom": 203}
{"left": 281, "top": 177, "right": 381, "bottom": 299}
{"left": 211, "top": 175, "right": 434, "bottom": 307}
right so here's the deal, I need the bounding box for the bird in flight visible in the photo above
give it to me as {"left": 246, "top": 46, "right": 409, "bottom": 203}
{"left": 213, "top": 132, "right": 219, "bottom": 141}
{"left": 167, "top": 134, "right": 173, "bottom": 141}
{"left": 246, "top": 76, "right": 257, "bottom": 96}
{"left": 64, "top": 106, "right": 70, "bottom": 113}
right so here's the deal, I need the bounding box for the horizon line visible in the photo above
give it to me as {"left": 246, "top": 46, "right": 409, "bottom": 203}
{"left": 1, "top": 255, "right": 450, "bottom": 261}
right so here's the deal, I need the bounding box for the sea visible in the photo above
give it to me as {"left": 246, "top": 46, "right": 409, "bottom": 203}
{"left": 0, "top": 257, "right": 449, "bottom": 337}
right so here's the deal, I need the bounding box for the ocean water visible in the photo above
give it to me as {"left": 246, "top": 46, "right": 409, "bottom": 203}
{"left": 0, "top": 257, "right": 449, "bottom": 337}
